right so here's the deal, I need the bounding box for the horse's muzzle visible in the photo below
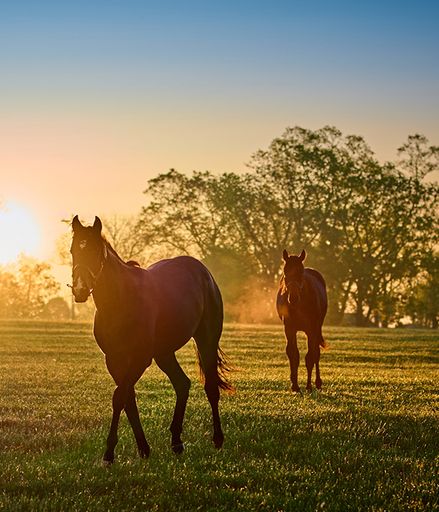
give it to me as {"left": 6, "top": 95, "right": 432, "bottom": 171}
{"left": 71, "top": 279, "right": 92, "bottom": 303}
{"left": 73, "top": 292, "right": 90, "bottom": 303}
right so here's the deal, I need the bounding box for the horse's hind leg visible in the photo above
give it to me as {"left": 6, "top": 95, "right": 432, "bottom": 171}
{"left": 194, "top": 328, "right": 225, "bottom": 449}
{"left": 203, "top": 356, "right": 224, "bottom": 448}
{"left": 201, "top": 358, "right": 224, "bottom": 448}
{"left": 155, "top": 352, "right": 191, "bottom": 454}
{"left": 314, "top": 328, "right": 324, "bottom": 390}
{"left": 305, "top": 333, "right": 321, "bottom": 392}
{"left": 315, "top": 358, "right": 322, "bottom": 390}
{"left": 314, "top": 327, "right": 326, "bottom": 389}
{"left": 125, "top": 386, "right": 150, "bottom": 458}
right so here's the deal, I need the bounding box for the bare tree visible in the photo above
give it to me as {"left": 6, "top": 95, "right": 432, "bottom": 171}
{"left": 102, "top": 214, "right": 146, "bottom": 262}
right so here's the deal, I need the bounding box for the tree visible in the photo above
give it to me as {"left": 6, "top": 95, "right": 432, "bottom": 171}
{"left": 138, "top": 170, "right": 260, "bottom": 314}
{"left": 137, "top": 127, "right": 438, "bottom": 326}
{"left": 0, "top": 270, "right": 20, "bottom": 318}
{"left": 139, "top": 169, "right": 231, "bottom": 259}
{"left": 102, "top": 214, "right": 146, "bottom": 262}
{"left": 397, "top": 134, "right": 439, "bottom": 180}
{"left": 250, "top": 128, "right": 438, "bottom": 326}
{"left": 41, "top": 297, "right": 70, "bottom": 320}
{"left": 58, "top": 213, "right": 145, "bottom": 264}
{"left": 15, "top": 256, "right": 60, "bottom": 318}
{"left": 245, "top": 126, "right": 357, "bottom": 320}
{"left": 405, "top": 253, "right": 439, "bottom": 328}
{"left": 0, "top": 256, "right": 60, "bottom": 318}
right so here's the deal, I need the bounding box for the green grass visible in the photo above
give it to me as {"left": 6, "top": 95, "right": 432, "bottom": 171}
{"left": 0, "top": 320, "right": 438, "bottom": 511}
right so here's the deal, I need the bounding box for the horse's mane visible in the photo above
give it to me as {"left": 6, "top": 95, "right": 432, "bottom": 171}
{"left": 102, "top": 236, "right": 140, "bottom": 267}
{"left": 278, "top": 274, "right": 288, "bottom": 295}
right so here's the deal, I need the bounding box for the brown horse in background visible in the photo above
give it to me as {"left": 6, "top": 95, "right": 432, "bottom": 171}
{"left": 276, "top": 249, "right": 327, "bottom": 393}
{"left": 70, "top": 215, "right": 233, "bottom": 464}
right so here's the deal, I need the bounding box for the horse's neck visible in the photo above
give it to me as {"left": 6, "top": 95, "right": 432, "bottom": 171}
{"left": 92, "top": 248, "right": 128, "bottom": 312}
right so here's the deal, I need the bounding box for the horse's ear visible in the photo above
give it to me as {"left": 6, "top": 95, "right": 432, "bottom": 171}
{"left": 93, "top": 216, "right": 102, "bottom": 234}
{"left": 72, "top": 215, "right": 83, "bottom": 233}
{"left": 282, "top": 249, "right": 289, "bottom": 262}
{"left": 299, "top": 249, "right": 306, "bottom": 262}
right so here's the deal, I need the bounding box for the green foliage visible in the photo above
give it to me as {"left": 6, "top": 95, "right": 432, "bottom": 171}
{"left": 137, "top": 126, "right": 439, "bottom": 326}
{"left": 397, "top": 134, "right": 439, "bottom": 180}
{"left": 0, "top": 321, "right": 438, "bottom": 511}
{"left": 139, "top": 169, "right": 231, "bottom": 259}
{"left": 405, "top": 253, "right": 439, "bottom": 328}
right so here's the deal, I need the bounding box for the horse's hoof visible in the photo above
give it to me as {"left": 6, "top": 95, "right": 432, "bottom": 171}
{"left": 306, "top": 386, "right": 313, "bottom": 393}
{"left": 291, "top": 386, "right": 302, "bottom": 394}
{"left": 139, "top": 446, "right": 150, "bottom": 458}
{"left": 172, "top": 443, "right": 184, "bottom": 455}
{"left": 102, "top": 449, "right": 114, "bottom": 466}
{"left": 213, "top": 436, "right": 224, "bottom": 449}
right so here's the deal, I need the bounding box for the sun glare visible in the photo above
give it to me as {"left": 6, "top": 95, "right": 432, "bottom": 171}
{"left": 0, "top": 201, "right": 41, "bottom": 265}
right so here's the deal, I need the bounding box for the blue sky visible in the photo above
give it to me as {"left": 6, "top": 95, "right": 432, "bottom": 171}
{"left": 2, "top": 1, "right": 438, "bottom": 123}
{"left": 0, "top": 0, "right": 438, "bottom": 257}
{"left": 2, "top": 2, "right": 438, "bottom": 89}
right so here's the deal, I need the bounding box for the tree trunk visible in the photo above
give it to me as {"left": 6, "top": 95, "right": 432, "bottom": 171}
{"left": 355, "top": 287, "right": 366, "bottom": 327}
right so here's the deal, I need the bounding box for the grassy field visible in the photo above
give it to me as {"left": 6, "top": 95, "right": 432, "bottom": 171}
{"left": 0, "top": 320, "right": 438, "bottom": 511}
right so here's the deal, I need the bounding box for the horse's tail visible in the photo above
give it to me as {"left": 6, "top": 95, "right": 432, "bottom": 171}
{"left": 216, "top": 347, "right": 235, "bottom": 393}
{"left": 194, "top": 264, "right": 235, "bottom": 393}
{"left": 195, "top": 344, "right": 235, "bottom": 394}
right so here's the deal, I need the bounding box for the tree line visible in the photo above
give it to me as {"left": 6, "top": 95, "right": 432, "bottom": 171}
{"left": 1, "top": 126, "right": 437, "bottom": 326}
{"left": 0, "top": 256, "right": 66, "bottom": 320}
{"left": 137, "top": 126, "right": 438, "bottom": 327}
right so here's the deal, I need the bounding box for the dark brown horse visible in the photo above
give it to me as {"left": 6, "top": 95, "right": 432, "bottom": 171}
{"left": 276, "top": 249, "right": 327, "bottom": 393}
{"left": 70, "top": 216, "right": 232, "bottom": 464}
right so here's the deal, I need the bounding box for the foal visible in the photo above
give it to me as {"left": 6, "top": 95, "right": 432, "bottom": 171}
{"left": 276, "top": 249, "right": 327, "bottom": 393}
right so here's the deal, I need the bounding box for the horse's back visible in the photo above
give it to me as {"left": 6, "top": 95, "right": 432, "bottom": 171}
{"left": 148, "top": 255, "right": 209, "bottom": 276}
{"left": 147, "top": 256, "right": 218, "bottom": 296}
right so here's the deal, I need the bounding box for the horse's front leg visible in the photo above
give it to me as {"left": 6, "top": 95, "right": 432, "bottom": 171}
{"left": 315, "top": 359, "right": 322, "bottom": 390}
{"left": 104, "top": 353, "right": 152, "bottom": 464}
{"left": 103, "top": 384, "right": 127, "bottom": 465}
{"left": 305, "top": 333, "right": 321, "bottom": 392}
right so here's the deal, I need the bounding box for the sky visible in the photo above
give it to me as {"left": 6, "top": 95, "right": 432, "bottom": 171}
{"left": 1, "top": 0, "right": 438, "bottom": 261}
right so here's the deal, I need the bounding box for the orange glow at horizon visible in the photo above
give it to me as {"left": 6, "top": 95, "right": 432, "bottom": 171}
{"left": 0, "top": 201, "right": 42, "bottom": 265}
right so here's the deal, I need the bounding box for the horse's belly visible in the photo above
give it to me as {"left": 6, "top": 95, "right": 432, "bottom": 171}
{"left": 153, "top": 309, "right": 201, "bottom": 354}
{"left": 94, "top": 311, "right": 152, "bottom": 356}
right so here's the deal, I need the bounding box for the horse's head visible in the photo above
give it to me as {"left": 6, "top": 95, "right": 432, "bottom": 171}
{"left": 70, "top": 215, "right": 107, "bottom": 303}
{"left": 282, "top": 248, "right": 306, "bottom": 305}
